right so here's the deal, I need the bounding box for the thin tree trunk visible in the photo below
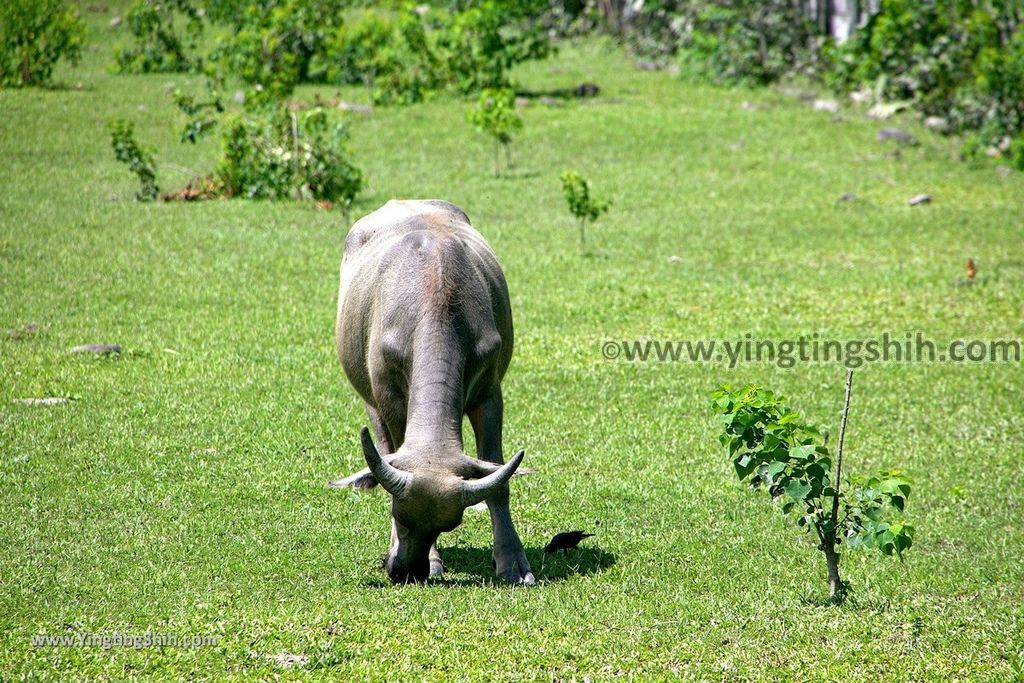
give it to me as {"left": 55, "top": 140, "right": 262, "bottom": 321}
{"left": 579, "top": 218, "right": 586, "bottom": 250}
{"left": 824, "top": 544, "right": 843, "bottom": 602}
{"left": 493, "top": 140, "right": 500, "bottom": 177}
{"left": 290, "top": 112, "right": 302, "bottom": 201}
{"left": 826, "top": 369, "right": 855, "bottom": 603}
{"left": 830, "top": 369, "right": 854, "bottom": 528}
{"left": 366, "top": 69, "right": 375, "bottom": 106}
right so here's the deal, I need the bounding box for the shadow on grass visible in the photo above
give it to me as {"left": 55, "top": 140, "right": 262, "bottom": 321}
{"left": 797, "top": 591, "right": 892, "bottom": 611}
{"left": 445, "top": 545, "right": 616, "bottom": 585}
{"left": 43, "top": 81, "right": 95, "bottom": 93}
{"left": 514, "top": 86, "right": 600, "bottom": 101}
{"left": 358, "top": 545, "right": 616, "bottom": 588}
{"left": 497, "top": 169, "right": 540, "bottom": 181}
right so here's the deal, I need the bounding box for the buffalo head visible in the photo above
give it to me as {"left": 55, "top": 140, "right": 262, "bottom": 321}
{"left": 354, "top": 427, "right": 525, "bottom": 583}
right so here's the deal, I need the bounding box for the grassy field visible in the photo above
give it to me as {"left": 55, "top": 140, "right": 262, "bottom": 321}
{"left": 2, "top": 4, "right": 1023, "bottom": 681}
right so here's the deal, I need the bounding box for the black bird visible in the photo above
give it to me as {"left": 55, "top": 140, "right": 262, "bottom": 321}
{"left": 544, "top": 530, "right": 594, "bottom": 555}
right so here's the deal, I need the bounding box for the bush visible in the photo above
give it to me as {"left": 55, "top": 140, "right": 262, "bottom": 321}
{"left": 114, "top": 0, "right": 204, "bottom": 74}
{"left": 208, "top": 0, "right": 347, "bottom": 101}
{"left": 316, "top": 1, "right": 554, "bottom": 105}
{"left": 108, "top": 119, "right": 160, "bottom": 201}
{"left": 682, "top": 1, "right": 820, "bottom": 85}
{"left": 625, "top": 0, "right": 821, "bottom": 85}
{"left": 316, "top": 10, "right": 398, "bottom": 97}
{"left": 0, "top": 0, "right": 85, "bottom": 87}
{"left": 560, "top": 170, "right": 610, "bottom": 250}
{"left": 712, "top": 378, "right": 913, "bottom": 603}
{"left": 467, "top": 87, "right": 522, "bottom": 176}
{"left": 430, "top": 0, "right": 554, "bottom": 93}
{"left": 625, "top": 1, "right": 1023, "bottom": 164}
{"left": 829, "top": 0, "right": 1024, "bottom": 165}
{"left": 217, "top": 105, "right": 363, "bottom": 208}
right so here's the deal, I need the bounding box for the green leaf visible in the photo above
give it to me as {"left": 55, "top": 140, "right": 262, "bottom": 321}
{"left": 785, "top": 479, "right": 812, "bottom": 501}
{"left": 790, "top": 444, "right": 816, "bottom": 460}
{"left": 765, "top": 461, "right": 786, "bottom": 480}
{"left": 806, "top": 462, "right": 828, "bottom": 481}
{"left": 734, "top": 455, "right": 754, "bottom": 479}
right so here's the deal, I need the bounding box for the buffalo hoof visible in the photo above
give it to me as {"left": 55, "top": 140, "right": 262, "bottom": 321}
{"left": 495, "top": 550, "right": 535, "bottom": 585}
{"left": 429, "top": 546, "right": 444, "bottom": 578}
{"left": 429, "top": 558, "right": 444, "bottom": 579}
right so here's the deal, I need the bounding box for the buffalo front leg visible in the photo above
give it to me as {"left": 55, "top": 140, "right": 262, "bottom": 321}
{"left": 468, "top": 391, "right": 535, "bottom": 585}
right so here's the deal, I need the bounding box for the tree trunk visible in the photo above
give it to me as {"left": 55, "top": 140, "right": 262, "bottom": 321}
{"left": 824, "top": 543, "right": 844, "bottom": 602}
{"left": 21, "top": 49, "right": 31, "bottom": 85}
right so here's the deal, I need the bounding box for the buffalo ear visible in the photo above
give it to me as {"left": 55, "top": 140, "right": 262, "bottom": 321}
{"left": 328, "top": 468, "right": 378, "bottom": 490}
{"left": 461, "top": 449, "right": 526, "bottom": 507}
{"left": 464, "top": 456, "right": 536, "bottom": 479}
{"left": 328, "top": 448, "right": 416, "bottom": 491}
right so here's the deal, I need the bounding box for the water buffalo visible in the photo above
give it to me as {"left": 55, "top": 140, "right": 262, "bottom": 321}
{"left": 332, "top": 199, "right": 534, "bottom": 585}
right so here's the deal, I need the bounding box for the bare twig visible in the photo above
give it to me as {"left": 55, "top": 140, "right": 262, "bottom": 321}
{"left": 831, "top": 369, "right": 854, "bottom": 529}
{"left": 162, "top": 162, "right": 205, "bottom": 178}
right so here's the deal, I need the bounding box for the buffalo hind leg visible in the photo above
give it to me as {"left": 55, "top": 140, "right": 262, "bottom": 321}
{"left": 468, "top": 390, "right": 535, "bottom": 585}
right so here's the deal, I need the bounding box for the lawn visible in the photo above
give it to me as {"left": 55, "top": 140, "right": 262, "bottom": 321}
{"left": 2, "top": 4, "right": 1023, "bottom": 681}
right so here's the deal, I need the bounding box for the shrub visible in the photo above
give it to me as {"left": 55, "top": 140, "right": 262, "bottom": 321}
{"left": 108, "top": 119, "right": 160, "bottom": 201}
{"left": 625, "top": 0, "right": 821, "bottom": 85}
{"left": 829, "top": 0, "right": 1024, "bottom": 166}
{"left": 430, "top": 0, "right": 554, "bottom": 93}
{"left": 316, "top": 1, "right": 554, "bottom": 105}
{"left": 467, "top": 88, "right": 522, "bottom": 176}
{"left": 216, "top": 104, "right": 363, "bottom": 210}
{"left": 367, "top": 9, "right": 445, "bottom": 105}
{"left": 208, "top": 0, "right": 347, "bottom": 102}
{"left": 0, "top": 0, "right": 85, "bottom": 87}
{"left": 316, "top": 10, "right": 398, "bottom": 101}
{"left": 173, "top": 86, "right": 224, "bottom": 143}
{"left": 711, "top": 375, "right": 913, "bottom": 603}
{"left": 682, "top": 1, "right": 821, "bottom": 85}
{"left": 560, "top": 170, "right": 610, "bottom": 250}
{"left": 299, "top": 108, "right": 364, "bottom": 215}
{"left": 114, "top": 0, "right": 204, "bottom": 74}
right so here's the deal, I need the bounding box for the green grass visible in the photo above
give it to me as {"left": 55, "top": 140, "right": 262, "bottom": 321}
{"left": 2, "top": 5, "right": 1024, "bottom": 681}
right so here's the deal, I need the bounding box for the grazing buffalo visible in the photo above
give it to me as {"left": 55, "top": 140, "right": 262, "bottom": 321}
{"left": 332, "top": 199, "right": 534, "bottom": 585}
